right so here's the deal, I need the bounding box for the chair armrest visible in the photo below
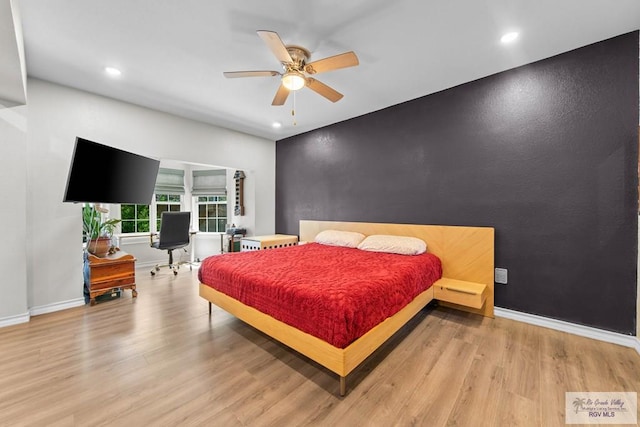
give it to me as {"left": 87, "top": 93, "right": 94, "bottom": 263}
{"left": 149, "top": 232, "right": 158, "bottom": 247}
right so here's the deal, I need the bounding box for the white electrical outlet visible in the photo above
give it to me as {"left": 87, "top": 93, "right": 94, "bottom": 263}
{"left": 495, "top": 268, "right": 508, "bottom": 284}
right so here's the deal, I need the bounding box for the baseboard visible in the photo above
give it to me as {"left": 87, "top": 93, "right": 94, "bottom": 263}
{"left": 1, "top": 298, "right": 85, "bottom": 327}
{"left": 495, "top": 307, "right": 640, "bottom": 356}
{"left": 29, "top": 297, "right": 85, "bottom": 316}
{"left": 136, "top": 260, "right": 200, "bottom": 270}
{"left": 0, "top": 312, "right": 30, "bottom": 328}
{"left": 135, "top": 260, "right": 165, "bottom": 269}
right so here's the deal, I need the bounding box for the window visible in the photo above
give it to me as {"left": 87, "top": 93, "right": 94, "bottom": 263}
{"left": 192, "top": 169, "right": 227, "bottom": 233}
{"left": 197, "top": 196, "right": 227, "bottom": 232}
{"left": 121, "top": 204, "right": 150, "bottom": 233}
{"left": 155, "top": 194, "right": 182, "bottom": 230}
{"left": 120, "top": 195, "right": 182, "bottom": 234}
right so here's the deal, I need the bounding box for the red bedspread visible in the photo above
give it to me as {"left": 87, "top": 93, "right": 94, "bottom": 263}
{"left": 198, "top": 243, "right": 442, "bottom": 348}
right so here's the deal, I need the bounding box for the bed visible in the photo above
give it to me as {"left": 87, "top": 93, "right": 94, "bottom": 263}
{"left": 199, "top": 220, "right": 494, "bottom": 395}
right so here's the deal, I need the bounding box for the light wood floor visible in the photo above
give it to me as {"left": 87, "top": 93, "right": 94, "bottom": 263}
{"left": 0, "top": 267, "right": 638, "bottom": 426}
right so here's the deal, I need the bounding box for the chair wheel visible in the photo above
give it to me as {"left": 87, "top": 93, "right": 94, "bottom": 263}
{"left": 155, "top": 266, "right": 160, "bottom": 271}
{"left": 150, "top": 271, "right": 155, "bottom": 276}
{"left": 173, "top": 270, "right": 178, "bottom": 276}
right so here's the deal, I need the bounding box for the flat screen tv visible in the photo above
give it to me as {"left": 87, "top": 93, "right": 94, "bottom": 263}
{"left": 63, "top": 137, "right": 160, "bottom": 204}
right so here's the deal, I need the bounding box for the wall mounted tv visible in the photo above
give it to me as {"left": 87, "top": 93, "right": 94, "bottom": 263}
{"left": 63, "top": 137, "right": 160, "bottom": 204}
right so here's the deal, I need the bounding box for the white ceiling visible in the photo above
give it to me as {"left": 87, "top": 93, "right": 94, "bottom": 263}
{"left": 13, "top": 0, "right": 640, "bottom": 140}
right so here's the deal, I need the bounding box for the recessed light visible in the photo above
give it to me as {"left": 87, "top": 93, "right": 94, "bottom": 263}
{"left": 500, "top": 32, "right": 519, "bottom": 44}
{"left": 272, "top": 122, "right": 282, "bottom": 129}
{"left": 104, "top": 66, "right": 122, "bottom": 77}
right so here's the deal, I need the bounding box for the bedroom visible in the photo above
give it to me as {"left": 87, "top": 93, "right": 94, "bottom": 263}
{"left": 0, "top": 0, "right": 639, "bottom": 424}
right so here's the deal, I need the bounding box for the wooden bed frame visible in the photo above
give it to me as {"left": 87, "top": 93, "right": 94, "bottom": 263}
{"left": 199, "top": 220, "right": 494, "bottom": 395}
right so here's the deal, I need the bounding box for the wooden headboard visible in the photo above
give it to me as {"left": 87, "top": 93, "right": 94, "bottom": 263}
{"left": 299, "top": 220, "right": 495, "bottom": 317}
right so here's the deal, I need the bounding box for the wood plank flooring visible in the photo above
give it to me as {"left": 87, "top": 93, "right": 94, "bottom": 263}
{"left": 0, "top": 267, "right": 638, "bottom": 426}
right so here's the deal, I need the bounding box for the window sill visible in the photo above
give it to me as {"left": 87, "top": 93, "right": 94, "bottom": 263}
{"left": 116, "top": 234, "right": 150, "bottom": 245}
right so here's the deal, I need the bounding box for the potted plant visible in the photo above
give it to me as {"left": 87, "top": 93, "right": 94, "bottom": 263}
{"left": 83, "top": 205, "right": 121, "bottom": 257}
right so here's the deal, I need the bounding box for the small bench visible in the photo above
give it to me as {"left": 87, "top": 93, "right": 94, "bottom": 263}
{"left": 240, "top": 234, "right": 299, "bottom": 251}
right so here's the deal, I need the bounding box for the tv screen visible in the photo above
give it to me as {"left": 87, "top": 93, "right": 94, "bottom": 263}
{"left": 63, "top": 137, "right": 160, "bottom": 204}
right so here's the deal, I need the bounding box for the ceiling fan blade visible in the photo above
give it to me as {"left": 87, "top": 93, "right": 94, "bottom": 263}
{"left": 305, "top": 51, "right": 359, "bottom": 74}
{"left": 223, "top": 71, "right": 280, "bottom": 78}
{"left": 272, "top": 84, "right": 290, "bottom": 106}
{"left": 305, "top": 78, "right": 344, "bottom": 103}
{"left": 257, "top": 30, "right": 293, "bottom": 64}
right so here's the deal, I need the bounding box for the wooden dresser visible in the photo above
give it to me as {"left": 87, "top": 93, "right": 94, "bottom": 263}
{"left": 87, "top": 251, "right": 137, "bottom": 305}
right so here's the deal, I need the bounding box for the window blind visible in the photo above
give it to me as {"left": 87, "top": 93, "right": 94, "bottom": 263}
{"left": 192, "top": 169, "right": 227, "bottom": 196}
{"left": 154, "top": 168, "right": 185, "bottom": 195}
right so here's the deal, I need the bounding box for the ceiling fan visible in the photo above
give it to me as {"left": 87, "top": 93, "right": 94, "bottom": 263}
{"left": 223, "top": 30, "right": 359, "bottom": 106}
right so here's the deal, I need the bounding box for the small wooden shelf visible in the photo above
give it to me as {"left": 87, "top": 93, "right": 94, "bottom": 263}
{"left": 433, "top": 277, "right": 488, "bottom": 309}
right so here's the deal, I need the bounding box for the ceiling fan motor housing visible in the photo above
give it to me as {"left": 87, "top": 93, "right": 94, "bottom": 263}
{"left": 284, "top": 46, "right": 310, "bottom": 73}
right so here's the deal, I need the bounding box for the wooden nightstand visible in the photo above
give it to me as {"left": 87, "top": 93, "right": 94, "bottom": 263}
{"left": 87, "top": 251, "right": 137, "bottom": 305}
{"left": 433, "top": 277, "right": 488, "bottom": 309}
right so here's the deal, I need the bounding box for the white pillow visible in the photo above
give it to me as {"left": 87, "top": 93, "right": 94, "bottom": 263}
{"left": 314, "top": 230, "right": 366, "bottom": 248}
{"left": 357, "top": 235, "right": 427, "bottom": 255}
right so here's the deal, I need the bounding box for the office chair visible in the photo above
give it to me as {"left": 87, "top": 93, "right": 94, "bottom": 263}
{"left": 149, "top": 211, "right": 192, "bottom": 276}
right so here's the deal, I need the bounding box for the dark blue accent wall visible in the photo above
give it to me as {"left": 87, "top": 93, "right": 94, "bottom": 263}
{"left": 276, "top": 31, "right": 639, "bottom": 335}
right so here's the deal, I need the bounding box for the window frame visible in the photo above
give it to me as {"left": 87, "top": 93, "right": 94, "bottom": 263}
{"left": 196, "top": 195, "right": 228, "bottom": 233}
{"left": 154, "top": 193, "right": 183, "bottom": 231}
{"left": 118, "top": 193, "right": 185, "bottom": 235}
{"left": 119, "top": 203, "right": 151, "bottom": 234}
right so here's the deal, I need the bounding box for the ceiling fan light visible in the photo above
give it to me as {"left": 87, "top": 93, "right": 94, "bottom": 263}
{"left": 282, "top": 71, "right": 305, "bottom": 91}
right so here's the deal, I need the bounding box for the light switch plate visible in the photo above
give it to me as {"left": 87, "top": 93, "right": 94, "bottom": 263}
{"left": 495, "top": 268, "right": 508, "bottom": 284}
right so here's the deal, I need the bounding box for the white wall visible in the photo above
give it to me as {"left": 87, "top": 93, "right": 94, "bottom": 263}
{"left": 2, "top": 78, "right": 275, "bottom": 318}
{"left": 0, "top": 102, "right": 28, "bottom": 325}
{"left": 0, "top": 0, "right": 27, "bottom": 106}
